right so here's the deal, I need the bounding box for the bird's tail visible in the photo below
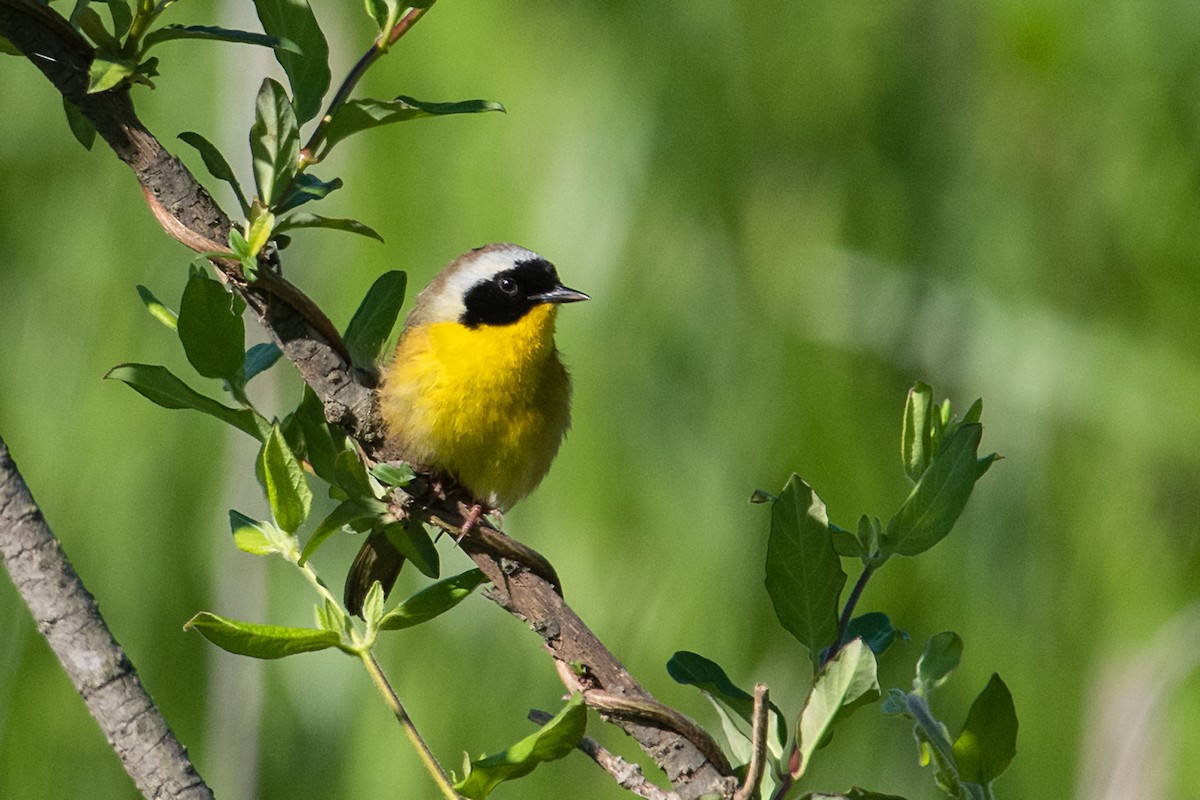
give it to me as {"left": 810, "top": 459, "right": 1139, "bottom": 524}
{"left": 344, "top": 529, "right": 406, "bottom": 617}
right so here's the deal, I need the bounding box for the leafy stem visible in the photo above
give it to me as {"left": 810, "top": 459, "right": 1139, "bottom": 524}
{"left": 359, "top": 650, "right": 464, "bottom": 800}
{"left": 298, "top": 3, "right": 437, "bottom": 168}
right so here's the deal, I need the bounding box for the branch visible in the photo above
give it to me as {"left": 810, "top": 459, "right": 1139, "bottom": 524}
{"left": 0, "top": 4, "right": 737, "bottom": 797}
{"left": 732, "top": 684, "right": 770, "bottom": 800}
{"left": 0, "top": 436, "right": 214, "bottom": 800}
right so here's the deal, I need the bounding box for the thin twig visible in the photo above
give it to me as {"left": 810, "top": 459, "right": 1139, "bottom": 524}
{"left": 361, "top": 651, "right": 464, "bottom": 800}
{"left": 529, "top": 710, "right": 676, "bottom": 800}
{"left": 732, "top": 684, "right": 770, "bottom": 800}
{"left": 823, "top": 563, "right": 875, "bottom": 667}
{"left": 0, "top": 436, "right": 214, "bottom": 800}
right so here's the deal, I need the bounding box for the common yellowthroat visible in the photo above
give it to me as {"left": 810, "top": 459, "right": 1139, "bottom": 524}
{"left": 345, "top": 243, "right": 588, "bottom": 615}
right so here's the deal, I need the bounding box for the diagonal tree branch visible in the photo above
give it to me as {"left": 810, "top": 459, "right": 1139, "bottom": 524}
{"left": 0, "top": 4, "right": 737, "bottom": 797}
{"left": 0, "top": 436, "right": 214, "bottom": 800}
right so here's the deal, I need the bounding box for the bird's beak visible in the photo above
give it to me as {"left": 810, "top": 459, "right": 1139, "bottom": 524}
{"left": 532, "top": 285, "right": 590, "bottom": 304}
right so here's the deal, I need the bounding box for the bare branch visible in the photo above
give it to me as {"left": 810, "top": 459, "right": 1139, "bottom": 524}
{"left": 0, "top": 436, "right": 214, "bottom": 800}
{"left": 733, "top": 684, "right": 770, "bottom": 800}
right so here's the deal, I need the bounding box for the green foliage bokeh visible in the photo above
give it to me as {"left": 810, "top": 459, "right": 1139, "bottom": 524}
{"left": 3, "top": 1, "right": 1200, "bottom": 798}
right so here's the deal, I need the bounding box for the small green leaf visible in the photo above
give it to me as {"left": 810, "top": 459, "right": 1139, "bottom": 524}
{"left": 135, "top": 285, "right": 178, "bottom": 330}
{"left": 830, "top": 522, "right": 861, "bottom": 558}
{"left": 379, "top": 569, "right": 487, "bottom": 631}
{"left": 274, "top": 212, "right": 383, "bottom": 242}
{"left": 363, "top": 0, "right": 401, "bottom": 32}
{"left": 299, "top": 498, "right": 385, "bottom": 564}
{"left": 77, "top": 6, "right": 120, "bottom": 51}
{"left": 361, "top": 581, "right": 385, "bottom": 629}
{"left": 141, "top": 24, "right": 300, "bottom": 53}
{"left": 258, "top": 424, "right": 313, "bottom": 534}
{"left": 253, "top": 0, "right": 330, "bottom": 125}
{"left": 62, "top": 96, "right": 96, "bottom": 150}
{"left": 915, "top": 631, "right": 963, "bottom": 693}
{"left": 184, "top": 612, "right": 344, "bottom": 659}
{"left": 764, "top": 474, "right": 846, "bottom": 666}
{"left": 952, "top": 673, "right": 1018, "bottom": 784}
{"left": 383, "top": 519, "right": 439, "bottom": 578}
{"left": 884, "top": 424, "right": 986, "bottom": 557}
{"left": 799, "top": 790, "right": 910, "bottom": 800}
{"left": 177, "top": 271, "right": 247, "bottom": 382}
{"left": 105, "top": 363, "right": 268, "bottom": 440}
{"left": 321, "top": 96, "right": 505, "bottom": 155}
{"left": 242, "top": 342, "right": 282, "bottom": 383}
{"left": 667, "top": 650, "right": 788, "bottom": 753}
{"left": 104, "top": 0, "right": 132, "bottom": 38}
{"left": 178, "top": 131, "right": 249, "bottom": 213}
{"left": 332, "top": 448, "right": 374, "bottom": 498}
{"left": 230, "top": 510, "right": 276, "bottom": 556}
{"left": 793, "top": 639, "right": 881, "bottom": 779}
{"left": 275, "top": 172, "right": 342, "bottom": 213}
{"left": 880, "top": 688, "right": 909, "bottom": 717}
{"left": 343, "top": 270, "right": 407, "bottom": 368}
{"left": 455, "top": 694, "right": 586, "bottom": 799}
{"left": 843, "top": 612, "right": 906, "bottom": 656}
{"left": 901, "top": 381, "right": 934, "bottom": 482}
{"left": 87, "top": 54, "right": 136, "bottom": 93}
{"left": 370, "top": 461, "right": 414, "bottom": 487}
{"left": 245, "top": 209, "right": 276, "bottom": 255}
{"left": 0, "top": 35, "right": 21, "bottom": 56}
{"left": 295, "top": 386, "right": 346, "bottom": 486}
{"left": 749, "top": 488, "right": 777, "bottom": 504}
{"left": 250, "top": 77, "right": 300, "bottom": 207}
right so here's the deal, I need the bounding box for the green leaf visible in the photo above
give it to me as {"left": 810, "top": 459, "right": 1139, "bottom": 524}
{"left": 141, "top": 24, "right": 300, "bottom": 53}
{"left": 843, "top": 612, "right": 906, "bottom": 656}
{"left": 177, "top": 131, "right": 249, "bottom": 213}
{"left": 245, "top": 209, "right": 276, "bottom": 256}
{"left": 379, "top": 569, "right": 488, "bottom": 630}
{"left": 77, "top": 6, "right": 120, "bottom": 51}
{"left": 177, "top": 270, "right": 247, "bottom": 382}
{"left": 184, "top": 612, "right": 344, "bottom": 659}
{"left": 230, "top": 510, "right": 277, "bottom": 556}
{"left": 332, "top": 449, "right": 374, "bottom": 498}
{"left": 275, "top": 172, "right": 342, "bottom": 213}
{"left": 135, "top": 284, "right": 178, "bottom": 330}
{"left": 883, "top": 424, "right": 985, "bottom": 557}
{"left": 242, "top": 342, "right": 282, "bottom": 383}
{"left": 321, "top": 95, "right": 505, "bottom": 155}
{"left": 252, "top": 0, "right": 330, "bottom": 125}
{"left": 383, "top": 520, "right": 439, "bottom": 578}
{"left": 295, "top": 386, "right": 346, "bottom": 486}
{"left": 250, "top": 77, "right": 300, "bottom": 207}
{"left": 104, "top": 0, "right": 131, "bottom": 38}
{"left": 343, "top": 270, "right": 407, "bottom": 368}
{"left": 830, "top": 522, "right": 861, "bottom": 558}
{"left": 299, "top": 498, "right": 385, "bottom": 564}
{"left": 87, "top": 54, "right": 135, "bottom": 93}
{"left": 105, "top": 363, "right": 268, "bottom": 440}
{"left": 0, "top": 35, "right": 21, "bottom": 56}
{"left": 901, "top": 381, "right": 934, "bottom": 482}
{"left": 667, "top": 650, "right": 788, "bottom": 754}
{"left": 62, "top": 96, "right": 96, "bottom": 150}
{"left": 455, "top": 694, "right": 586, "bottom": 799}
{"left": 258, "top": 424, "right": 313, "bottom": 534}
{"left": 274, "top": 212, "right": 383, "bottom": 242}
{"left": 764, "top": 474, "right": 846, "bottom": 665}
{"left": 370, "top": 461, "right": 414, "bottom": 487}
{"left": 800, "top": 790, "right": 909, "bottom": 800}
{"left": 952, "top": 674, "right": 1018, "bottom": 784}
{"left": 915, "top": 631, "right": 963, "bottom": 693}
{"left": 793, "top": 639, "right": 880, "bottom": 779}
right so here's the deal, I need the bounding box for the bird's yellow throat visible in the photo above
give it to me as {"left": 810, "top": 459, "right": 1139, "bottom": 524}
{"left": 379, "top": 303, "right": 570, "bottom": 509}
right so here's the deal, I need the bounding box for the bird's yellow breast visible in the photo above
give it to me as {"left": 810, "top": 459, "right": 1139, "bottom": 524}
{"left": 379, "top": 303, "right": 571, "bottom": 510}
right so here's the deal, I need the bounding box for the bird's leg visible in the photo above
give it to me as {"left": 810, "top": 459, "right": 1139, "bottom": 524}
{"left": 456, "top": 501, "right": 486, "bottom": 543}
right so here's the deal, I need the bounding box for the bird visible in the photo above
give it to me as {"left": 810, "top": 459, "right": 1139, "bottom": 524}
{"left": 344, "top": 243, "right": 589, "bottom": 616}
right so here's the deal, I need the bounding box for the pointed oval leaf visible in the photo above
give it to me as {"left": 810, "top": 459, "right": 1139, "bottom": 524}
{"left": 87, "top": 54, "right": 135, "bottom": 93}
{"left": 295, "top": 386, "right": 347, "bottom": 486}
{"left": 343, "top": 270, "right": 407, "bottom": 368}
{"left": 253, "top": 0, "right": 330, "bottom": 124}
{"left": 843, "top": 612, "right": 906, "bottom": 656}
{"left": 884, "top": 424, "right": 985, "bottom": 557}
{"left": 62, "top": 96, "right": 96, "bottom": 150}
{"left": 667, "top": 650, "right": 789, "bottom": 752}
{"left": 141, "top": 24, "right": 300, "bottom": 53}
{"left": 454, "top": 694, "right": 586, "bottom": 799}
{"left": 177, "top": 131, "right": 249, "bottom": 213}
{"left": 242, "top": 342, "right": 283, "bottom": 383}
{"left": 184, "top": 612, "right": 343, "bottom": 659}
{"left": 274, "top": 211, "right": 383, "bottom": 242}
{"left": 901, "top": 381, "right": 934, "bottom": 482}
{"left": 258, "top": 424, "right": 312, "bottom": 534}
{"left": 274, "top": 172, "right": 342, "bottom": 213}
{"left": 379, "top": 569, "right": 488, "bottom": 631}
{"left": 135, "top": 284, "right": 178, "bottom": 330}
{"left": 793, "top": 639, "right": 881, "bottom": 778}
{"left": 230, "top": 510, "right": 277, "bottom": 556}
{"left": 299, "top": 498, "right": 384, "bottom": 564}
{"left": 105, "top": 363, "right": 268, "bottom": 440}
{"left": 383, "top": 520, "right": 439, "bottom": 578}
{"left": 250, "top": 78, "right": 300, "bottom": 207}
{"left": 177, "top": 271, "right": 247, "bottom": 382}
{"left": 952, "top": 673, "right": 1018, "bottom": 785}
{"left": 765, "top": 475, "right": 847, "bottom": 664}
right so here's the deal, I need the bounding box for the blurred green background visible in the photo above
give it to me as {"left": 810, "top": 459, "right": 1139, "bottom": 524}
{"left": 3, "top": 1, "right": 1200, "bottom": 798}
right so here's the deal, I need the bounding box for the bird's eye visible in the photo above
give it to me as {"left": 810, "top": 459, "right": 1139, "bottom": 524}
{"left": 497, "top": 275, "right": 519, "bottom": 295}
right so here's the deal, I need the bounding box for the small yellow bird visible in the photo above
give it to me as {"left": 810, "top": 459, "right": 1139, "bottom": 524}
{"left": 345, "top": 243, "right": 588, "bottom": 615}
